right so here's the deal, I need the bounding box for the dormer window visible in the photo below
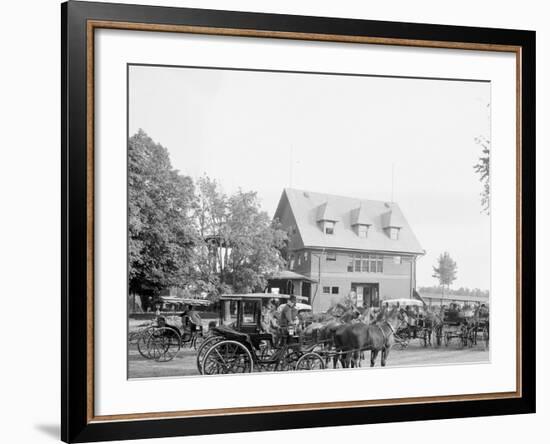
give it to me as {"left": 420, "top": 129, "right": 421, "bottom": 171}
{"left": 351, "top": 205, "right": 372, "bottom": 238}
{"left": 324, "top": 221, "right": 335, "bottom": 235}
{"left": 357, "top": 224, "right": 369, "bottom": 238}
{"left": 381, "top": 208, "right": 403, "bottom": 240}
{"left": 316, "top": 202, "right": 338, "bottom": 235}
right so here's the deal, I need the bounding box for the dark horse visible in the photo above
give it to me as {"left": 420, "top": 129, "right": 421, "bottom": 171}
{"left": 333, "top": 306, "right": 405, "bottom": 368}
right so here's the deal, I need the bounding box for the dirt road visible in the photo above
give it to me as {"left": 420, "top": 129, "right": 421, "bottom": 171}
{"left": 128, "top": 341, "right": 489, "bottom": 379}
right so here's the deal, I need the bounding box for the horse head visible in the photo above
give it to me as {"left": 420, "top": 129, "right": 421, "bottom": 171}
{"left": 384, "top": 306, "right": 406, "bottom": 332}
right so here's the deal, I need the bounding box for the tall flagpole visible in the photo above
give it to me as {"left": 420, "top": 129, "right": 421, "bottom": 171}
{"left": 391, "top": 162, "right": 395, "bottom": 203}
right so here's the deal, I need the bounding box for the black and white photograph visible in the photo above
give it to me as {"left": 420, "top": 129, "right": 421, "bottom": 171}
{"left": 127, "top": 64, "right": 492, "bottom": 378}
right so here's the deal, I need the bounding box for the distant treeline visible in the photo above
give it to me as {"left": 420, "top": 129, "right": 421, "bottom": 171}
{"left": 418, "top": 285, "right": 489, "bottom": 298}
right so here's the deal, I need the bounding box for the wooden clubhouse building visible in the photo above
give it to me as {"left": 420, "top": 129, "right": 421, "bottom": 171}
{"left": 273, "top": 188, "right": 425, "bottom": 313}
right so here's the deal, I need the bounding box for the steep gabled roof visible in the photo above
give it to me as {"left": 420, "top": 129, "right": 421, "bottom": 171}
{"left": 274, "top": 188, "right": 424, "bottom": 255}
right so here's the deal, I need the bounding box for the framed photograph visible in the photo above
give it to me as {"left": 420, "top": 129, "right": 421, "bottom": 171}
{"left": 62, "top": 1, "right": 535, "bottom": 442}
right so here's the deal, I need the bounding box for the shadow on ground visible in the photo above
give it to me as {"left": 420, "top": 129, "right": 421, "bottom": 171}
{"left": 35, "top": 424, "right": 59, "bottom": 440}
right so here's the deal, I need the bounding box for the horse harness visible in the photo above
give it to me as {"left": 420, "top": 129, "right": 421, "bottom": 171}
{"left": 375, "top": 321, "right": 396, "bottom": 343}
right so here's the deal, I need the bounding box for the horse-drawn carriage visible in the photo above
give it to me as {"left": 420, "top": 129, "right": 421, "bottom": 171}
{"left": 439, "top": 304, "right": 490, "bottom": 349}
{"left": 385, "top": 299, "right": 435, "bottom": 349}
{"left": 129, "top": 298, "right": 210, "bottom": 362}
{"left": 196, "top": 293, "right": 325, "bottom": 375}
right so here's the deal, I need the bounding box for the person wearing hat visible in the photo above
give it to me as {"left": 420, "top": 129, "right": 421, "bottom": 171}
{"left": 278, "top": 295, "right": 298, "bottom": 345}
{"left": 280, "top": 295, "right": 297, "bottom": 328}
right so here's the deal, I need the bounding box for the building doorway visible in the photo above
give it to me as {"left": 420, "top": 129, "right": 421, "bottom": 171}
{"left": 352, "top": 283, "right": 380, "bottom": 308}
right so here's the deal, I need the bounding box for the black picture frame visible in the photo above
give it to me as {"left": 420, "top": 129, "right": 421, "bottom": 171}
{"left": 62, "top": 1, "right": 536, "bottom": 442}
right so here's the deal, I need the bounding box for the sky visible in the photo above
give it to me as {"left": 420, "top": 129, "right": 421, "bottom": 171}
{"left": 129, "top": 64, "right": 491, "bottom": 291}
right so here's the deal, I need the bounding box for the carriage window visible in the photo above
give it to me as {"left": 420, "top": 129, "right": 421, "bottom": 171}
{"left": 222, "top": 300, "right": 238, "bottom": 325}
{"left": 241, "top": 301, "right": 258, "bottom": 324}
{"left": 331, "top": 286, "right": 339, "bottom": 294}
{"left": 323, "top": 286, "right": 330, "bottom": 294}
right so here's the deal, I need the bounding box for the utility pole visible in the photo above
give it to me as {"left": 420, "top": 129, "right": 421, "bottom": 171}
{"left": 310, "top": 249, "right": 325, "bottom": 307}
{"left": 289, "top": 145, "right": 293, "bottom": 188}
{"left": 391, "top": 162, "right": 395, "bottom": 203}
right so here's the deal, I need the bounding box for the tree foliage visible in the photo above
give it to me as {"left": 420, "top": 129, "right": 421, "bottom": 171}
{"left": 418, "top": 285, "right": 489, "bottom": 298}
{"left": 432, "top": 251, "right": 458, "bottom": 296}
{"left": 473, "top": 136, "right": 490, "bottom": 214}
{"left": 128, "top": 130, "right": 287, "bottom": 299}
{"left": 195, "top": 177, "right": 287, "bottom": 295}
{"left": 128, "top": 129, "right": 199, "bottom": 294}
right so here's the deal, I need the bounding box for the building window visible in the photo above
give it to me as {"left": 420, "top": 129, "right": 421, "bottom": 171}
{"left": 326, "top": 252, "right": 337, "bottom": 261}
{"left": 377, "top": 256, "right": 384, "bottom": 273}
{"left": 389, "top": 227, "right": 399, "bottom": 240}
{"left": 357, "top": 225, "right": 368, "bottom": 238}
{"left": 369, "top": 255, "right": 377, "bottom": 272}
{"left": 324, "top": 221, "right": 335, "bottom": 235}
{"left": 393, "top": 256, "right": 401, "bottom": 264}
{"left": 331, "top": 286, "right": 339, "bottom": 294}
{"left": 297, "top": 254, "right": 302, "bottom": 266}
{"left": 289, "top": 254, "right": 295, "bottom": 270}
{"left": 347, "top": 254, "right": 384, "bottom": 273}
{"left": 322, "top": 286, "right": 330, "bottom": 294}
{"left": 304, "top": 252, "right": 309, "bottom": 261}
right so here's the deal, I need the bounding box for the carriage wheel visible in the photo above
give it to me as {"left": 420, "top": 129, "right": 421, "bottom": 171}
{"left": 148, "top": 327, "right": 181, "bottom": 362}
{"left": 482, "top": 326, "right": 489, "bottom": 349}
{"left": 201, "top": 340, "right": 254, "bottom": 375}
{"left": 435, "top": 328, "right": 442, "bottom": 347}
{"left": 295, "top": 352, "right": 325, "bottom": 371}
{"left": 195, "top": 335, "right": 223, "bottom": 374}
{"left": 279, "top": 349, "right": 301, "bottom": 371}
{"left": 192, "top": 331, "right": 205, "bottom": 350}
{"left": 136, "top": 327, "right": 155, "bottom": 359}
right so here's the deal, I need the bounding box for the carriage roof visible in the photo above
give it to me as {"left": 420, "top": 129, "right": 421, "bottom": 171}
{"left": 219, "top": 293, "right": 308, "bottom": 302}
{"left": 384, "top": 298, "right": 424, "bottom": 307}
{"left": 160, "top": 296, "right": 212, "bottom": 306}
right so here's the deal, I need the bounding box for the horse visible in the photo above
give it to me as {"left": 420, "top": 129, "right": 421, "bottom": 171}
{"left": 333, "top": 306, "right": 405, "bottom": 368}
{"left": 302, "top": 304, "right": 362, "bottom": 368}
{"left": 423, "top": 309, "right": 444, "bottom": 346}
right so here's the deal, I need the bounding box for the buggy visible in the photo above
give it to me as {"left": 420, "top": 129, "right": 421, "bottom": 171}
{"left": 196, "top": 293, "right": 325, "bottom": 374}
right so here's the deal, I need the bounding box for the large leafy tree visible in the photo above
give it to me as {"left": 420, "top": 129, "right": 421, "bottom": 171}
{"left": 195, "top": 177, "right": 287, "bottom": 295}
{"left": 225, "top": 190, "right": 287, "bottom": 293}
{"left": 128, "top": 130, "right": 199, "bottom": 296}
{"left": 432, "top": 251, "right": 458, "bottom": 297}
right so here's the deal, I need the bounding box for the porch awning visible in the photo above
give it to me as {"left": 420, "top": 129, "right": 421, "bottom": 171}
{"left": 269, "top": 270, "right": 318, "bottom": 283}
